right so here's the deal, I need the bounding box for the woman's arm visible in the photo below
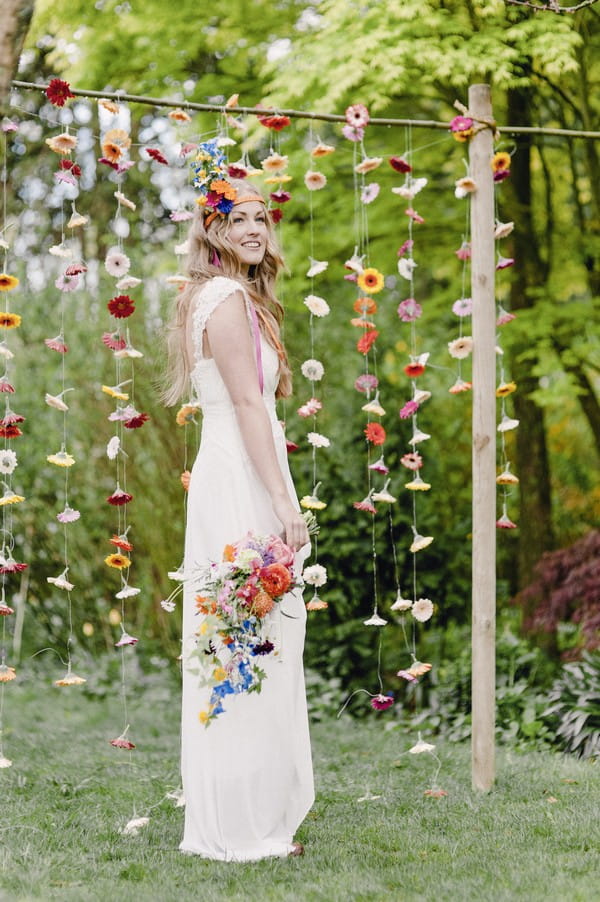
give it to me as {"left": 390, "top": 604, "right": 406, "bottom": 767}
{"left": 203, "top": 289, "right": 309, "bottom": 550}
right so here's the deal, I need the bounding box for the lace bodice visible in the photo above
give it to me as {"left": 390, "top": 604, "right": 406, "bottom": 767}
{"left": 189, "top": 276, "right": 279, "bottom": 411}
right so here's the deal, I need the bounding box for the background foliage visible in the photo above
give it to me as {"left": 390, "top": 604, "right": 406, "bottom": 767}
{"left": 1, "top": 0, "right": 598, "bottom": 724}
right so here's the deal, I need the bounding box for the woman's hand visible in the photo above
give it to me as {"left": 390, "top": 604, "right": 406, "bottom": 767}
{"left": 180, "top": 470, "right": 191, "bottom": 491}
{"left": 273, "top": 496, "right": 310, "bottom": 550}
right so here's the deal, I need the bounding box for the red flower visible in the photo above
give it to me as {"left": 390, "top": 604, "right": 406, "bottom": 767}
{"left": 109, "top": 736, "right": 136, "bottom": 750}
{"left": 405, "top": 207, "right": 425, "bottom": 224}
{"left": 0, "top": 561, "right": 28, "bottom": 573}
{"left": 0, "top": 411, "right": 24, "bottom": 425}
{"left": 124, "top": 413, "right": 150, "bottom": 429}
{"left": 0, "top": 425, "right": 22, "bottom": 438}
{"left": 98, "top": 157, "right": 119, "bottom": 170}
{"left": 146, "top": 147, "right": 168, "bottom": 165}
{"left": 260, "top": 562, "right": 292, "bottom": 597}
{"left": 389, "top": 156, "right": 412, "bottom": 173}
{"left": 59, "top": 159, "right": 81, "bottom": 177}
{"left": 0, "top": 380, "right": 15, "bottom": 393}
{"left": 227, "top": 165, "right": 248, "bottom": 179}
{"left": 353, "top": 497, "right": 376, "bottom": 514}
{"left": 364, "top": 422, "right": 386, "bottom": 445}
{"left": 102, "top": 331, "right": 127, "bottom": 351}
{"left": 356, "top": 330, "right": 379, "bottom": 355}
{"left": 257, "top": 113, "right": 291, "bottom": 131}
{"left": 110, "top": 534, "right": 133, "bottom": 552}
{"left": 493, "top": 169, "right": 511, "bottom": 183}
{"left": 404, "top": 362, "right": 426, "bottom": 378}
{"left": 46, "top": 78, "right": 74, "bottom": 107}
{"left": 0, "top": 603, "right": 15, "bottom": 615}
{"left": 371, "top": 694, "right": 394, "bottom": 711}
{"left": 108, "top": 295, "right": 135, "bottom": 318}
{"left": 270, "top": 208, "right": 284, "bottom": 224}
{"left": 269, "top": 190, "right": 291, "bottom": 204}
{"left": 286, "top": 438, "right": 299, "bottom": 453}
{"left": 107, "top": 489, "right": 133, "bottom": 506}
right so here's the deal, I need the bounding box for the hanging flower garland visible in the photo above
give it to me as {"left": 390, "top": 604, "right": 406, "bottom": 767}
{"left": 339, "top": 102, "right": 398, "bottom": 715}
{"left": 390, "top": 134, "right": 437, "bottom": 729}
{"left": 297, "top": 125, "right": 335, "bottom": 612}
{"left": 96, "top": 99, "right": 149, "bottom": 752}
{"left": 0, "top": 116, "right": 26, "bottom": 768}
{"left": 41, "top": 80, "right": 87, "bottom": 689}
{"left": 490, "top": 150, "right": 519, "bottom": 529}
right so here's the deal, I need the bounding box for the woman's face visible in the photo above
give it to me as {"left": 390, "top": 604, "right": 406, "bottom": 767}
{"left": 226, "top": 201, "right": 268, "bottom": 270}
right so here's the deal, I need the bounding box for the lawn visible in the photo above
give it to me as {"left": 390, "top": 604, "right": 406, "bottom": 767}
{"left": 1, "top": 670, "right": 598, "bottom": 902}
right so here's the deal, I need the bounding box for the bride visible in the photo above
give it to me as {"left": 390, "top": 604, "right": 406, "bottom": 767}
{"left": 164, "top": 147, "right": 314, "bottom": 861}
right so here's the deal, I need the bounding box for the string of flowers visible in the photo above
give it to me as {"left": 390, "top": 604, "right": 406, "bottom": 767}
{"left": 342, "top": 102, "right": 397, "bottom": 712}
{"left": 391, "top": 131, "right": 436, "bottom": 699}
{"left": 42, "top": 81, "right": 87, "bottom": 689}
{"left": 297, "top": 123, "right": 334, "bottom": 612}
{"left": 97, "top": 97, "right": 149, "bottom": 754}
{"left": 0, "top": 117, "right": 26, "bottom": 768}
{"left": 491, "top": 149, "right": 519, "bottom": 529}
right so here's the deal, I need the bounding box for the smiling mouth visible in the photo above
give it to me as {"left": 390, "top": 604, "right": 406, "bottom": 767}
{"left": 242, "top": 242, "right": 262, "bottom": 248}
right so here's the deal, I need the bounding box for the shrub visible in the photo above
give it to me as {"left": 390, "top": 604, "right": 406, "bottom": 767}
{"left": 542, "top": 652, "right": 600, "bottom": 759}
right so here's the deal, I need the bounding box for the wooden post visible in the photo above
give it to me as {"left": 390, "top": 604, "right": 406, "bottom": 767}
{"left": 469, "top": 84, "right": 496, "bottom": 792}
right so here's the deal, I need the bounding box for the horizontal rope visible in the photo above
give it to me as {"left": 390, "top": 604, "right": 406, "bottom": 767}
{"left": 11, "top": 80, "right": 600, "bottom": 140}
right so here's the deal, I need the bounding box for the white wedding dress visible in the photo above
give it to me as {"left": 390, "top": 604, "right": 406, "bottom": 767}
{"left": 179, "top": 276, "right": 314, "bottom": 861}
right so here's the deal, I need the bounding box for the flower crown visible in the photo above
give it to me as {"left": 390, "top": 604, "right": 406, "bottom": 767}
{"left": 191, "top": 138, "right": 264, "bottom": 227}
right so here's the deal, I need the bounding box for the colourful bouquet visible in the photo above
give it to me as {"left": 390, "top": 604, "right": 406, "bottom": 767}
{"left": 189, "top": 532, "right": 298, "bottom": 726}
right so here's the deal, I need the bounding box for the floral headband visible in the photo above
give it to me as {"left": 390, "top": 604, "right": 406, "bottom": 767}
{"left": 191, "top": 138, "right": 265, "bottom": 228}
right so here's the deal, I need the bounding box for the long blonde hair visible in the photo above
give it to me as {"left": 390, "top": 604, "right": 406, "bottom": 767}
{"left": 163, "top": 180, "right": 292, "bottom": 405}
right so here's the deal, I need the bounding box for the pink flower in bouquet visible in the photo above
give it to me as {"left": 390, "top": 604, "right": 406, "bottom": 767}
{"left": 265, "top": 534, "right": 295, "bottom": 568}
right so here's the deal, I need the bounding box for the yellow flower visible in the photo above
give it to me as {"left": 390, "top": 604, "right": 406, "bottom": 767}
{"left": 176, "top": 403, "right": 200, "bottom": 425}
{"left": 357, "top": 268, "right": 385, "bottom": 294}
{"left": 0, "top": 312, "right": 21, "bottom": 328}
{"left": 263, "top": 174, "right": 292, "bottom": 185}
{"left": 0, "top": 491, "right": 25, "bottom": 506}
{"left": 198, "top": 710, "right": 210, "bottom": 724}
{"left": 104, "top": 553, "right": 131, "bottom": 569}
{"left": 0, "top": 274, "right": 19, "bottom": 291}
{"left": 453, "top": 128, "right": 473, "bottom": 143}
{"left": 45, "top": 133, "right": 78, "bottom": 154}
{"left": 47, "top": 450, "right": 75, "bottom": 467}
{"left": 496, "top": 381, "right": 517, "bottom": 397}
{"left": 213, "top": 666, "right": 227, "bottom": 681}
{"left": 492, "top": 151, "right": 511, "bottom": 172}
{"left": 405, "top": 476, "right": 431, "bottom": 491}
{"left": 300, "top": 494, "right": 327, "bottom": 510}
{"left": 102, "top": 384, "right": 129, "bottom": 401}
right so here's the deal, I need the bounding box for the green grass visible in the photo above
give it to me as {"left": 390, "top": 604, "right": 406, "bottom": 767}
{"left": 1, "top": 672, "right": 599, "bottom": 902}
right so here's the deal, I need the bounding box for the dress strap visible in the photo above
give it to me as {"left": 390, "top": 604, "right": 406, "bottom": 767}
{"left": 248, "top": 302, "right": 264, "bottom": 394}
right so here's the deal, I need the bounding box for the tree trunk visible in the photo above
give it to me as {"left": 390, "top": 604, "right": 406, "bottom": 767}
{"left": 0, "top": 0, "right": 35, "bottom": 117}
{"left": 505, "top": 85, "right": 556, "bottom": 586}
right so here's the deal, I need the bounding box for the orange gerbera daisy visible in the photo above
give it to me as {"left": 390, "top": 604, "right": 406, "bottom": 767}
{"left": 357, "top": 268, "right": 385, "bottom": 294}
{"left": 110, "top": 534, "right": 133, "bottom": 552}
{"left": 168, "top": 108, "right": 192, "bottom": 123}
{"left": 210, "top": 179, "right": 237, "bottom": 200}
{"left": 249, "top": 591, "right": 275, "bottom": 618}
{"left": 364, "top": 422, "right": 386, "bottom": 445}
{"left": 357, "top": 329, "right": 379, "bottom": 354}
{"left": 353, "top": 296, "right": 377, "bottom": 315}
{"left": 101, "top": 141, "right": 123, "bottom": 163}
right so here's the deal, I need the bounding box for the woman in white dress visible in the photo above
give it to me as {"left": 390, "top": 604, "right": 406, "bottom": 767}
{"left": 164, "top": 167, "right": 314, "bottom": 861}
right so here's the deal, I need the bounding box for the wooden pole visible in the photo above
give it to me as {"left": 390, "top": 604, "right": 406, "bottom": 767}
{"left": 469, "top": 84, "right": 496, "bottom": 792}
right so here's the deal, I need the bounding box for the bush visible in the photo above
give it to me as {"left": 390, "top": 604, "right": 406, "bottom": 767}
{"left": 542, "top": 652, "right": 600, "bottom": 759}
